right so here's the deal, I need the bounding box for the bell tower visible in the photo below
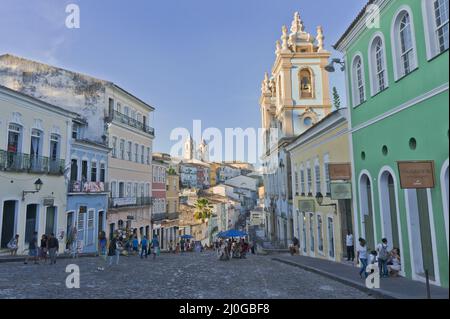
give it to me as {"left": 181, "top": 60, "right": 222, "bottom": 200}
{"left": 260, "top": 12, "right": 332, "bottom": 139}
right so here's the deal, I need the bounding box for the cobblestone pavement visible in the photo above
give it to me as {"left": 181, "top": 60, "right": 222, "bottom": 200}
{"left": 0, "top": 252, "right": 374, "bottom": 299}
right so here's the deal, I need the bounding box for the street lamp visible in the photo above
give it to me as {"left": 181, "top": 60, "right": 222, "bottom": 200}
{"left": 325, "top": 58, "right": 345, "bottom": 72}
{"left": 22, "top": 178, "right": 43, "bottom": 201}
{"left": 315, "top": 192, "right": 337, "bottom": 212}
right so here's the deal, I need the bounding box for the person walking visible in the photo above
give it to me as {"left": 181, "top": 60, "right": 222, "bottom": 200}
{"left": 346, "top": 231, "right": 355, "bottom": 262}
{"left": 180, "top": 238, "right": 185, "bottom": 253}
{"left": 7, "top": 234, "right": 19, "bottom": 256}
{"left": 357, "top": 238, "right": 368, "bottom": 279}
{"left": 151, "top": 235, "right": 160, "bottom": 260}
{"left": 39, "top": 234, "right": 48, "bottom": 264}
{"left": 24, "top": 231, "right": 39, "bottom": 265}
{"left": 98, "top": 231, "right": 107, "bottom": 257}
{"left": 140, "top": 236, "right": 148, "bottom": 259}
{"left": 107, "top": 235, "right": 118, "bottom": 267}
{"left": 47, "top": 233, "right": 59, "bottom": 265}
{"left": 377, "top": 238, "right": 390, "bottom": 278}
{"left": 132, "top": 236, "right": 139, "bottom": 256}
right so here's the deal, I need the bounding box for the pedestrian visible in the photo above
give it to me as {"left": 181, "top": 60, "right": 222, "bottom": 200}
{"left": 180, "top": 238, "right": 185, "bottom": 253}
{"left": 69, "top": 227, "right": 78, "bottom": 258}
{"left": 7, "top": 234, "right": 19, "bottom": 256}
{"left": 151, "top": 235, "right": 160, "bottom": 260}
{"left": 24, "top": 231, "right": 39, "bottom": 264}
{"left": 387, "top": 248, "right": 401, "bottom": 277}
{"left": 356, "top": 238, "right": 368, "bottom": 279}
{"left": 377, "top": 238, "right": 389, "bottom": 278}
{"left": 47, "top": 233, "right": 59, "bottom": 265}
{"left": 132, "top": 236, "right": 139, "bottom": 256}
{"left": 107, "top": 235, "right": 118, "bottom": 267}
{"left": 39, "top": 234, "right": 48, "bottom": 264}
{"left": 175, "top": 243, "right": 180, "bottom": 254}
{"left": 140, "top": 236, "right": 148, "bottom": 259}
{"left": 98, "top": 231, "right": 107, "bottom": 257}
{"left": 169, "top": 240, "right": 174, "bottom": 253}
{"left": 116, "top": 237, "right": 123, "bottom": 263}
{"left": 346, "top": 231, "right": 355, "bottom": 262}
{"left": 291, "top": 237, "right": 299, "bottom": 255}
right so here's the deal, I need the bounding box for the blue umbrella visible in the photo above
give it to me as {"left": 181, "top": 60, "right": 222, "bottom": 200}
{"left": 180, "top": 234, "right": 193, "bottom": 239}
{"left": 218, "top": 229, "right": 248, "bottom": 238}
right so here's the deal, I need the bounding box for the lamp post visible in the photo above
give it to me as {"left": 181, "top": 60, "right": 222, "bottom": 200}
{"left": 315, "top": 192, "right": 337, "bottom": 213}
{"left": 22, "top": 178, "right": 43, "bottom": 201}
{"left": 325, "top": 58, "right": 346, "bottom": 73}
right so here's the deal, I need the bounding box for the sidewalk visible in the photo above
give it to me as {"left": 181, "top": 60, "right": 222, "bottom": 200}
{"left": 0, "top": 252, "right": 97, "bottom": 263}
{"left": 272, "top": 254, "right": 449, "bottom": 299}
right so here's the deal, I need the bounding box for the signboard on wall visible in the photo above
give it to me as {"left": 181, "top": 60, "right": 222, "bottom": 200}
{"left": 329, "top": 163, "right": 352, "bottom": 180}
{"left": 398, "top": 161, "right": 435, "bottom": 189}
{"left": 298, "top": 200, "right": 315, "bottom": 212}
{"left": 43, "top": 198, "right": 55, "bottom": 206}
{"left": 330, "top": 182, "right": 352, "bottom": 200}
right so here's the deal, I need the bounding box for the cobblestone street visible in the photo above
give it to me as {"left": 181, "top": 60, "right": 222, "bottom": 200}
{"left": 0, "top": 252, "right": 374, "bottom": 299}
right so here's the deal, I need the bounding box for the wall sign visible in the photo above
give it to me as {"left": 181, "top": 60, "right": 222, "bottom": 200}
{"left": 329, "top": 163, "right": 352, "bottom": 180}
{"left": 330, "top": 182, "right": 352, "bottom": 200}
{"left": 398, "top": 161, "right": 435, "bottom": 189}
{"left": 298, "top": 200, "right": 315, "bottom": 212}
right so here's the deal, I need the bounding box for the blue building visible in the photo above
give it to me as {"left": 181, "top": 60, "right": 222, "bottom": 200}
{"left": 66, "top": 119, "right": 110, "bottom": 253}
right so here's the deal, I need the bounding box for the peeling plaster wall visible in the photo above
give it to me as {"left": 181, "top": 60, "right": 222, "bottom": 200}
{"left": 0, "top": 55, "right": 108, "bottom": 143}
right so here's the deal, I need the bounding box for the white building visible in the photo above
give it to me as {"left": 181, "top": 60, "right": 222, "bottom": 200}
{"left": 0, "top": 85, "right": 78, "bottom": 254}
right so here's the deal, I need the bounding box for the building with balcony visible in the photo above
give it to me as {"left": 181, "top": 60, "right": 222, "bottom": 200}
{"left": 67, "top": 122, "right": 110, "bottom": 253}
{"left": 0, "top": 85, "right": 78, "bottom": 254}
{"left": 0, "top": 54, "right": 156, "bottom": 246}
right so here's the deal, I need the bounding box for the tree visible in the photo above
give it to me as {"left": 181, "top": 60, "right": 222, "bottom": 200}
{"left": 332, "top": 86, "right": 341, "bottom": 109}
{"left": 194, "top": 198, "right": 214, "bottom": 223}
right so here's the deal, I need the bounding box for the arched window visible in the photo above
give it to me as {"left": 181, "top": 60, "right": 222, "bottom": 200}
{"left": 352, "top": 55, "right": 366, "bottom": 106}
{"left": 299, "top": 68, "right": 314, "bottom": 98}
{"left": 422, "top": 0, "right": 449, "bottom": 59}
{"left": 392, "top": 8, "right": 418, "bottom": 79}
{"left": 369, "top": 35, "right": 388, "bottom": 95}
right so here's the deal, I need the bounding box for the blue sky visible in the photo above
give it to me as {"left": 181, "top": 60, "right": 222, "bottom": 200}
{"left": 0, "top": 0, "right": 364, "bottom": 157}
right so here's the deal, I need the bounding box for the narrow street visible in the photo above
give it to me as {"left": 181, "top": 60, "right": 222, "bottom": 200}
{"left": 0, "top": 252, "right": 373, "bottom": 299}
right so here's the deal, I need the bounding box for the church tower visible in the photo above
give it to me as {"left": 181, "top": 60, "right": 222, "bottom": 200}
{"left": 260, "top": 12, "right": 332, "bottom": 140}
{"left": 197, "top": 140, "right": 209, "bottom": 162}
{"left": 184, "top": 135, "right": 195, "bottom": 160}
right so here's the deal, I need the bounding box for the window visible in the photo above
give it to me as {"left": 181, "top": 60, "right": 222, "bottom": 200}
{"left": 307, "top": 164, "right": 312, "bottom": 195}
{"left": 300, "top": 166, "right": 306, "bottom": 195}
{"left": 127, "top": 183, "right": 132, "bottom": 197}
{"left": 141, "top": 145, "right": 145, "bottom": 164}
{"left": 111, "top": 137, "right": 117, "bottom": 158}
{"left": 369, "top": 35, "right": 388, "bottom": 94}
{"left": 299, "top": 68, "right": 313, "bottom": 98}
{"left": 294, "top": 165, "right": 299, "bottom": 195}
{"left": 50, "top": 134, "right": 60, "bottom": 161}
{"left": 119, "top": 139, "right": 125, "bottom": 160}
{"left": 392, "top": 9, "right": 418, "bottom": 79}
{"left": 323, "top": 154, "right": 331, "bottom": 195}
{"left": 7, "top": 123, "right": 22, "bottom": 154}
{"left": 124, "top": 106, "right": 129, "bottom": 117}
{"left": 423, "top": 0, "right": 449, "bottom": 58}
{"left": 309, "top": 213, "right": 315, "bottom": 253}
{"left": 30, "top": 129, "right": 42, "bottom": 169}
{"left": 314, "top": 161, "right": 321, "bottom": 195}
{"left": 127, "top": 141, "right": 132, "bottom": 161}
{"left": 81, "top": 160, "right": 88, "bottom": 181}
{"left": 352, "top": 55, "right": 366, "bottom": 106}
{"left": 146, "top": 147, "right": 151, "bottom": 165}
{"left": 72, "top": 124, "right": 79, "bottom": 139}
{"left": 91, "top": 161, "right": 97, "bottom": 182}
{"left": 317, "top": 215, "right": 324, "bottom": 253}
{"left": 135, "top": 143, "right": 139, "bottom": 163}
{"left": 434, "top": 0, "right": 449, "bottom": 53}
{"left": 100, "top": 163, "right": 105, "bottom": 183}
{"left": 70, "top": 159, "right": 78, "bottom": 181}
{"left": 111, "top": 181, "right": 117, "bottom": 197}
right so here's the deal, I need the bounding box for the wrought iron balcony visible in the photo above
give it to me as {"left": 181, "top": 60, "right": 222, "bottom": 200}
{"left": 0, "top": 150, "right": 65, "bottom": 175}
{"left": 168, "top": 212, "right": 179, "bottom": 220}
{"left": 152, "top": 212, "right": 168, "bottom": 222}
{"left": 109, "top": 196, "right": 153, "bottom": 208}
{"left": 111, "top": 111, "right": 155, "bottom": 136}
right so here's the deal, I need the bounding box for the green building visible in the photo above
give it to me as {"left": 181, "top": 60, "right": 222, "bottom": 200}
{"left": 335, "top": 0, "right": 449, "bottom": 287}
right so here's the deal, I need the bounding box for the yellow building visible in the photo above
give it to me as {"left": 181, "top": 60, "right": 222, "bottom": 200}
{"left": 287, "top": 109, "right": 354, "bottom": 262}
{"left": 209, "top": 163, "right": 220, "bottom": 187}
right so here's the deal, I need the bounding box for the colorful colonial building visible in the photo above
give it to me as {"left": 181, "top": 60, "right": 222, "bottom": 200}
{"left": 287, "top": 109, "right": 353, "bottom": 262}
{"left": 260, "top": 12, "right": 332, "bottom": 247}
{"left": 335, "top": 0, "right": 449, "bottom": 287}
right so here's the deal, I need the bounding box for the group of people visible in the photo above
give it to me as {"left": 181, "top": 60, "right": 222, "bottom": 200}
{"left": 7, "top": 232, "right": 60, "bottom": 265}
{"left": 355, "top": 236, "right": 401, "bottom": 279}
{"left": 215, "top": 238, "right": 252, "bottom": 261}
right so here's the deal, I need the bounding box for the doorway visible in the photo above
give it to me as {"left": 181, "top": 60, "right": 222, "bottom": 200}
{"left": 379, "top": 171, "right": 400, "bottom": 250}
{"left": 339, "top": 199, "right": 353, "bottom": 260}
{"left": 360, "top": 174, "right": 375, "bottom": 251}
{"left": 45, "top": 206, "right": 57, "bottom": 236}
{"left": 1, "top": 201, "right": 17, "bottom": 248}
{"left": 25, "top": 204, "right": 38, "bottom": 244}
